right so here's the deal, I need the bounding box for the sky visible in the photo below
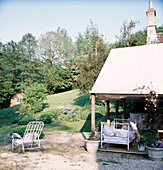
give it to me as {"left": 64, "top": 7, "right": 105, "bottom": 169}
{"left": 0, "top": 0, "right": 163, "bottom": 44}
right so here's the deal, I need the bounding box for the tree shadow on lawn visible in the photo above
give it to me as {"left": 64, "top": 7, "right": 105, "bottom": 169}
{"left": 80, "top": 112, "right": 121, "bottom": 133}
{"left": 0, "top": 125, "right": 17, "bottom": 145}
{"left": 44, "top": 123, "right": 74, "bottom": 134}
{"left": 42, "top": 103, "right": 49, "bottom": 110}
{"left": 80, "top": 113, "right": 106, "bottom": 132}
{"left": 73, "top": 94, "right": 91, "bottom": 107}
{"left": 73, "top": 94, "right": 104, "bottom": 107}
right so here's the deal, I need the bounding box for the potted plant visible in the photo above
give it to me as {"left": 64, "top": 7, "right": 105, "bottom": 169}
{"left": 85, "top": 129, "right": 100, "bottom": 153}
{"left": 143, "top": 90, "right": 163, "bottom": 160}
{"left": 146, "top": 140, "right": 163, "bottom": 160}
{"left": 95, "top": 120, "right": 101, "bottom": 140}
{"left": 136, "top": 135, "right": 146, "bottom": 151}
{"left": 135, "top": 131, "right": 146, "bottom": 151}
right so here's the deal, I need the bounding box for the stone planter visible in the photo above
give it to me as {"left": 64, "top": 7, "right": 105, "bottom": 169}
{"left": 146, "top": 146, "right": 163, "bottom": 160}
{"left": 137, "top": 144, "right": 145, "bottom": 151}
{"left": 85, "top": 140, "right": 100, "bottom": 153}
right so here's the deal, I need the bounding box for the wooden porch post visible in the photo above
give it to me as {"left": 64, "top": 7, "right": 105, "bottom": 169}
{"left": 123, "top": 100, "right": 126, "bottom": 119}
{"left": 106, "top": 100, "right": 110, "bottom": 120}
{"left": 106, "top": 100, "right": 110, "bottom": 126}
{"left": 116, "top": 101, "right": 119, "bottom": 118}
{"left": 91, "top": 93, "right": 95, "bottom": 130}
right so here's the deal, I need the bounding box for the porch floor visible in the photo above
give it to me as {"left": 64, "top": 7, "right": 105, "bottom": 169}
{"left": 99, "top": 143, "right": 148, "bottom": 155}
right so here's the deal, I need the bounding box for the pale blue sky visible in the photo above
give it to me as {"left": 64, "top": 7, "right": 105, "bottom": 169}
{"left": 0, "top": 0, "right": 163, "bottom": 44}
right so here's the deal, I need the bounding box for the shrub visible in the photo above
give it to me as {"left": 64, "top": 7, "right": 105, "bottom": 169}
{"left": 10, "top": 126, "right": 44, "bottom": 139}
{"left": 56, "top": 105, "right": 82, "bottom": 122}
{"left": 52, "top": 117, "right": 61, "bottom": 123}
{"left": 95, "top": 106, "right": 107, "bottom": 115}
{"left": 58, "top": 114, "right": 69, "bottom": 122}
{"left": 57, "top": 105, "right": 75, "bottom": 115}
{"left": 28, "top": 103, "right": 43, "bottom": 114}
{"left": 95, "top": 100, "right": 105, "bottom": 106}
{"left": 39, "top": 114, "right": 52, "bottom": 124}
{"left": 19, "top": 104, "right": 30, "bottom": 115}
{"left": 39, "top": 110, "right": 60, "bottom": 119}
{"left": 40, "top": 130, "right": 45, "bottom": 139}
{"left": 10, "top": 126, "right": 26, "bottom": 137}
{"left": 18, "top": 116, "right": 35, "bottom": 125}
{"left": 13, "top": 114, "right": 24, "bottom": 124}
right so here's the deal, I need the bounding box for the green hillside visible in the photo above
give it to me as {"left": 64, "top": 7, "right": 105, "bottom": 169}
{"left": 45, "top": 89, "right": 82, "bottom": 110}
{"left": 1, "top": 89, "right": 124, "bottom": 146}
{"left": 0, "top": 89, "right": 121, "bottom": 145}
{"left": 0, "top": 89, "right": 93, "bottom": 144}
{"left": 0, "top": 89, "right": 86, "bottom": 125}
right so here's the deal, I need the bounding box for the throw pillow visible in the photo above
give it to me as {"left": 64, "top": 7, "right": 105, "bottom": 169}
{"left": 130, "top": 122, "right": 138, "bottom": 131}
{"left": 114, "top": 129, "right": 128, "bottom": 138}
{"left": 104, "top": 125, "right": 114, "bottom": 136}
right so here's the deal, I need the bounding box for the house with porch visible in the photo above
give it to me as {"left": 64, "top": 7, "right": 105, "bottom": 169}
{"left": 90, "top": 1, "right": 163, "bottom": 130}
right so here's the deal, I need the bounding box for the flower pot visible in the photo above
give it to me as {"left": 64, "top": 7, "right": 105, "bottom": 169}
{"left": 138, "top": 144, "right": 145, "bottom": 151}
{"left": 96, "top": 132, "right": 101, "bottom": 140}
{"left": 85, "top": 140, "right": 100, "bottom": 153}
{"left": 146, "top": 146, "right": 163, "bottom": 160}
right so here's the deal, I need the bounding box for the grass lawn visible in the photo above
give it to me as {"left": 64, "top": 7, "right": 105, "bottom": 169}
{"left": 43, "top": 121, "right": 86, "bottom": 134}
{"left": 0, "top": 105, "right": 20, "bottom": 144}
{"left": 0, "top": 89, "right": 93, "bottom": 145}
{"left": 0, "top": 105, "right": 20, "bottom": 127}
{"left": 0, "top": 89, "right": 116, "bottom": 145}
{"left": 44, "top": 89, "right": 81, "bottom": 110}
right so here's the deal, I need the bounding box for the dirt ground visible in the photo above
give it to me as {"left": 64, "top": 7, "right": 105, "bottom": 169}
{"left": 0, "top": 132, "right": 163, "bottom": 170}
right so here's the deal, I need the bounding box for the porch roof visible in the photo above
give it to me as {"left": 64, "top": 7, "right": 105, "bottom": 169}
{"left": 91, "top": 43, "right": 163, "bottom": 100}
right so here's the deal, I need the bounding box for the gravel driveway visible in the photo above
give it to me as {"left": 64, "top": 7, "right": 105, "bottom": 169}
{"left": 0, "top": 132, "right": 163, "bottom": 170}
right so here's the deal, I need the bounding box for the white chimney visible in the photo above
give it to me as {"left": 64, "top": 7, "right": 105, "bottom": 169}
{"left": 146, "top": 1, "right": 157, "bottom": 45}
{"left": 149, "top": 1, "right": 153, "bottom": 9}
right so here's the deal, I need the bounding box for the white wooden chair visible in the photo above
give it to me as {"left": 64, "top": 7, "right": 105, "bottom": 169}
{"left": 12, "top": 121, "right": 44, "bottom": 152}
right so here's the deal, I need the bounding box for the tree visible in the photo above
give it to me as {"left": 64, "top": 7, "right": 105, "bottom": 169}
{"left": 37, "top": 28, "right": 74, "bottom": 94}
{"left": 18, "top": 33, "right": 38, "bottom": 88}
{"left": 130, "top": 30, "right": 147, "bottom": 46}
{"left": 0, "top": 34, "right": 43, "bottom": 109}
{"left": 112, "top": 20, "right": 147, "bottom": 48}
{"left": 38, "top": 28, "right": 74, "bottom": 68}
{"left": 72, "top": 21, "right": 109, "bottom": 93}
{"left": 156, "top": 25, "right": 163, "bottom": 33}
{"left": 44, "top": 64, "right": 73, "bottom": 94}
{"left": 75, "top": 20, "right": 103, "bottom": 56}
{"left": 22, "top": 83, "right": 47, "bottom": 115}
{"left": 115, "top": 20, "right": 139, "bottom": 46}
{"left": 0, "top": 41, "right": 20, "bottom": 109}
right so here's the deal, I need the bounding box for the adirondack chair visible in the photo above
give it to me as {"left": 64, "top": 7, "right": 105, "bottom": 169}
{"left": 12, "top": 121, "right": 44, "bottom": 152}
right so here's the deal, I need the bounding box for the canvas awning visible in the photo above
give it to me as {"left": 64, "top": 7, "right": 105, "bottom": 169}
{"left": 90, "top": 43, "right": 163, "bottom": 100}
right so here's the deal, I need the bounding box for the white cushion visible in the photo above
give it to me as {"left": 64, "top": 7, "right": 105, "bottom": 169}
{"left": 24, "top": 133, "right": 39, "bottom": 141}
{"left": 104, "top": 125, "right": 114, "bottom": 136}
{"left": 121, "top": 125, "right": 132, "bottom": 131}
{"left": 130, "top": 122, "right": 138, "bottom": 131}
{"left": 15, "top": 139, "right": 23, "bottom": 145}
{"left": 114, "top": 129, "right": 128, "bottom": 138}
{"left": 121, "top": 125, "right": 128, "bottom": 130}
{"left": 110, "top": 121, "right": 115, "bottom": 128}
